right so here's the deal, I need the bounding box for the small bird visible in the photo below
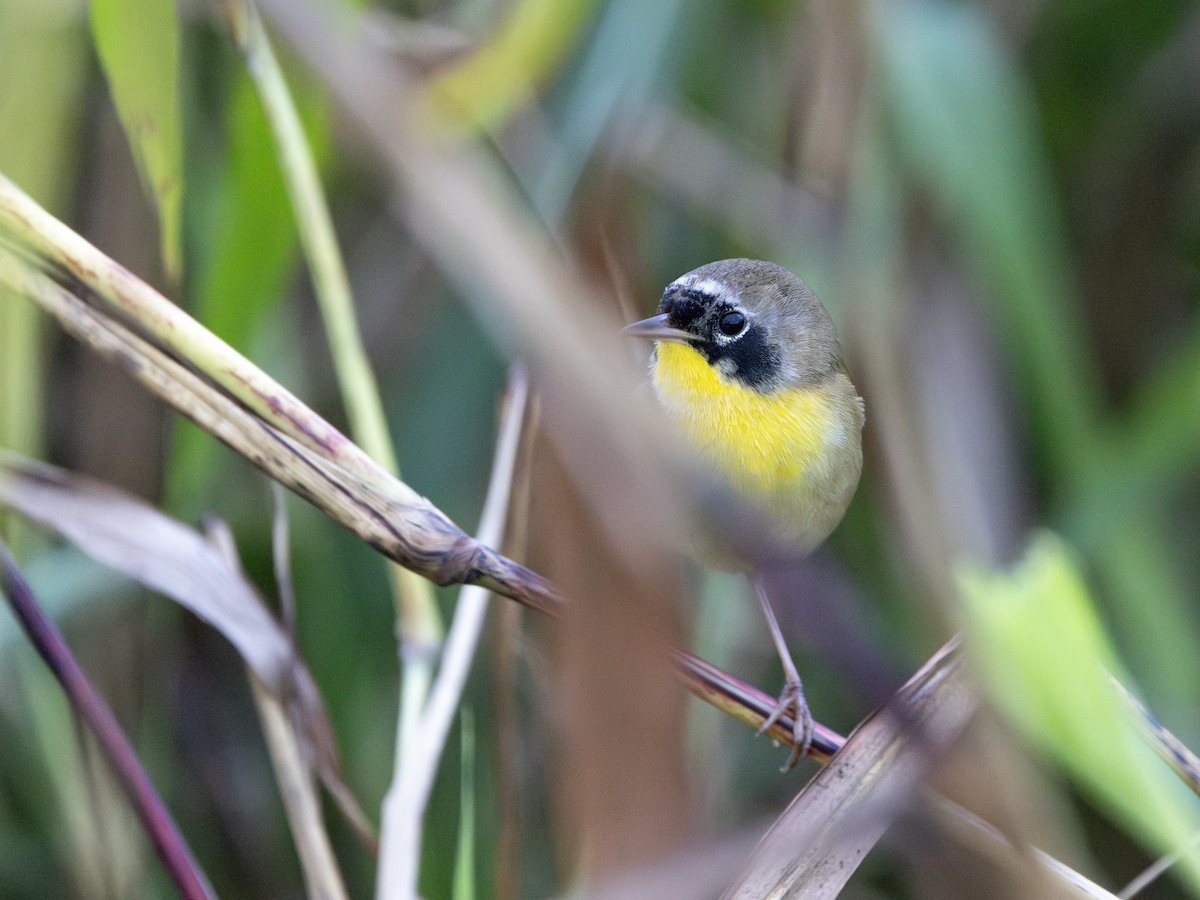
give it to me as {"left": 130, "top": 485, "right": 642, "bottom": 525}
{"left": 625, "top": 259, "right": 864, "bottom": 769}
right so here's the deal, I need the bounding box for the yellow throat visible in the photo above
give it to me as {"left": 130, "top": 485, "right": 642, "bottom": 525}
{"left": 652, "top": 340, "right": 861, "bottom": 551}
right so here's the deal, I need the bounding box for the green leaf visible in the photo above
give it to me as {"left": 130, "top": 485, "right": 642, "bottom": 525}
{"left": 89, "top": 0, "right": 183, "bottom": 280}
{"left": 960, "top": 533, "right": 1200, "bottom": 895}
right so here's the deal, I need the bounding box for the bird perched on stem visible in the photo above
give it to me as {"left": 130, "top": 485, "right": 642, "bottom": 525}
{"left": 625, "top": 259, "right": 864, "bottom": 770}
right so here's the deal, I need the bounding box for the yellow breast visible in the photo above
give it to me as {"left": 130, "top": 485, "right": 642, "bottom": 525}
{"left": 652, "top": 341, "right": 862, "bottom": 551}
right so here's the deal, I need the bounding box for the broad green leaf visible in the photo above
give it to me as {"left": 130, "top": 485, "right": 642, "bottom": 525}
{"left": 960, "top": 533, "right": 1200, "bottom": 895}
{"left": 89, "top": 0, "right": 183, "bottom": 279}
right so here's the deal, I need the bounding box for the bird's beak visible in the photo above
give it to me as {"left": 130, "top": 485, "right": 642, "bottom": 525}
{"left": 623, "top": 313, "right": 691, "bottom": 343}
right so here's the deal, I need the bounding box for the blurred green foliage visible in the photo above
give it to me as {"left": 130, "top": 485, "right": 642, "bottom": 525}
{"left": 2, "top": 0, "right": 1200, "bottom": 896}
{"left": 89, "top": 0, "right": 183, "bottom": 279}
{"left": 962, "top": 533, "right": 1200, "bottom": 892}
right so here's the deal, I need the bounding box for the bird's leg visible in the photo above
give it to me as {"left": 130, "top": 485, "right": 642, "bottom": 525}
{"left": 752, "top": 573, "right": 813, "bottom": 771}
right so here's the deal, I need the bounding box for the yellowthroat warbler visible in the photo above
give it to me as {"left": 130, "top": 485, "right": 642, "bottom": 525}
{"left": 625, "top": 259, "right": 864, "bottom": 768}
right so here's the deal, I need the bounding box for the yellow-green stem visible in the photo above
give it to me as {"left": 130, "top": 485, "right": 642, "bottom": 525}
{"left": 220, "top": 0, "right": 442, "bottom": 722}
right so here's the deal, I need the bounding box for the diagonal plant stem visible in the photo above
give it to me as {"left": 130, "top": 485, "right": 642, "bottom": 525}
{"left": 0, "top": 542, "right": 215, "bottom": 900}
{"left": 0, "top": 210, "right": 560, "bottom": 615}
{"left": 0, "top": 172, "right": 408, "bottom": 505}
{"left": 1111, "top": 675, "right": 1200, "bottom": 800}
{"left": 673, "top": 648, "right": 844, "bottom": 761}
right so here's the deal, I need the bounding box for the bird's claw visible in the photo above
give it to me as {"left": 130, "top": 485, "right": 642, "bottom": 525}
{"left": 757, "top": 677, "right": 813, "bottom": 772}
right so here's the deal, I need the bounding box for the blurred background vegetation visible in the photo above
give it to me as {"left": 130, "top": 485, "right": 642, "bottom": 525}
{"left": 2, "top": 0, "right": 1200, "bottom": 897}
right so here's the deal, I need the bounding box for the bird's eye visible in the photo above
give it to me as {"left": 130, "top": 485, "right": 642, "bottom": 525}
{"left": 718, "top": 311, "right": 746, "bottom": 337}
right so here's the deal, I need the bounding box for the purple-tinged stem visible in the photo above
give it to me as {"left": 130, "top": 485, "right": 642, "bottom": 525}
{"left": 0, "top": 542, "right": 213, "bottom": 900}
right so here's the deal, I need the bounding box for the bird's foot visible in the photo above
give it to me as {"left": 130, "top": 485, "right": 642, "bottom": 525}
{"left": 758, "top": 677, "right": 813, "bottom": 772}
